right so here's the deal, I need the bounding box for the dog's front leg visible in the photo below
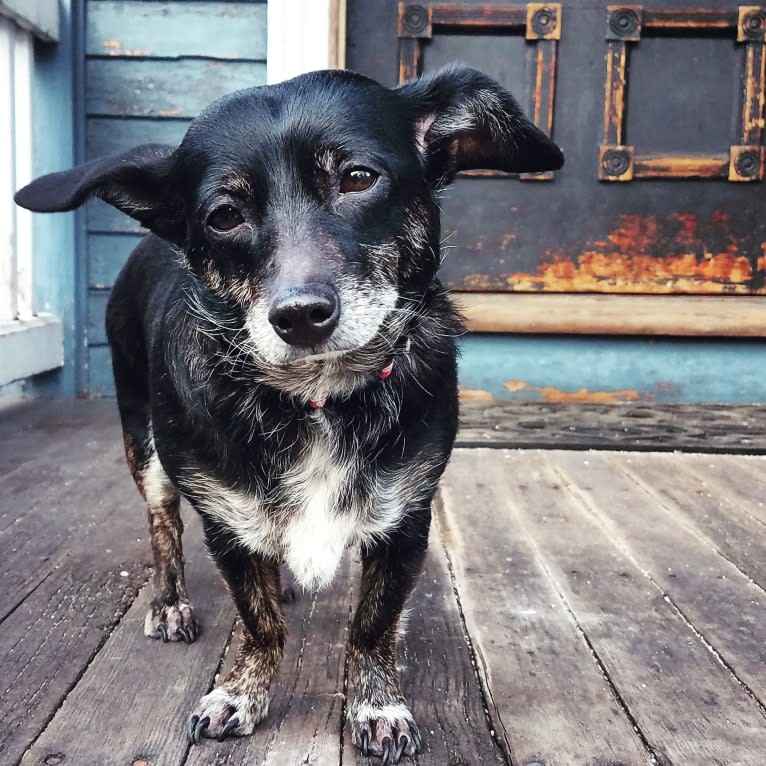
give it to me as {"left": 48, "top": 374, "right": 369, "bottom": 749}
{"left": 349, "top": 510, "right": 429, "bottom": 763}
{"left": 189, "top": 533, "right": 286, "bottom": 744}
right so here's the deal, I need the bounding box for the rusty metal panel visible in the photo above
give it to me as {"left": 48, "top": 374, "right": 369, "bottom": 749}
{"left": 348, "top": 0, "right": 766, "bottom": 294}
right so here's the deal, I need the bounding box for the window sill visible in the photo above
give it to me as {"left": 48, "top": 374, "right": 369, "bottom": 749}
{"left": 0, "top": 0, "right": 58, "bottom": 42}
{"left": 0, "top": 314, "right": 63, "bottom": 385}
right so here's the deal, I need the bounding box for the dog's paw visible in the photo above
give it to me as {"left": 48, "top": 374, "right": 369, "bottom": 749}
{"left": 351, "top": 702, "right": 422, "bottom": 763}
{"left": 144, "top": 601, "right": 198, "bottom": 643}
{"left": 188, "top": 686, "right": 269, "bottom": 744}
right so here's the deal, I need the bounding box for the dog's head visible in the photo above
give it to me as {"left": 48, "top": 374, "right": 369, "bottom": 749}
{"left": 16, "top": 66, "right": 562, "bottom": 400}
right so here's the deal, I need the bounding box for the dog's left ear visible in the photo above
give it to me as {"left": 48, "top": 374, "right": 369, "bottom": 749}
{"left": 397, "top": 65, "right": 564, "bottom": 186}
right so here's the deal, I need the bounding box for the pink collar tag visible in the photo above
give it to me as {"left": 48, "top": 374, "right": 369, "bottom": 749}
{"left": 379, "top": 361, "right": 394, "bottom": 380}
{"left": 308, "top": 395, "right": 327, "bottom": 409}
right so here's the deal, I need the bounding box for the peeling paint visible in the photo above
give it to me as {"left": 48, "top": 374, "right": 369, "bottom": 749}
{"left": 507, "top": 213, "right": 761, "bottom": 294}
{"left": 459, "top": 388, "right": 495, "bottom": 402}
{"left": 537, "top": 386, "right": 645, "bottom": 403}
{"left": 492, "top": 382, "right": 652, "bottom": 403}
{"left": 463, "top": 273, "right": 494, "bottom": 289}
{"left": 505, "top": 379, "right": 649, "bottom": 402}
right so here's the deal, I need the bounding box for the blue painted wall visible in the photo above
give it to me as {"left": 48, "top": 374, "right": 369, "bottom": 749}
{"left": 82, "top": 0, "right": 268, "bottom": 395}
{"left": 459, "top": 335, "right": 766, "bottom": 404}
{"left": 16, "top": 1, "right": 766, "bottom": 404}
{"left": 24, "top": 0, "right": 78, "bottom": 396}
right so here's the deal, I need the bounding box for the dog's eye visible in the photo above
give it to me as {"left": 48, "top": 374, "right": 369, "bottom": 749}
{"left": 206, "top": 205, "right": 244, "bottom": 232}
{"left": 340, "top": 167, "right": 378, "bottom": 194}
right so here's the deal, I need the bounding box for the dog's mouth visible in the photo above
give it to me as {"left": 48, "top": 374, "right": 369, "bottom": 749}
{"left": 289, "top": 348, "right": 350, "bottom": 363}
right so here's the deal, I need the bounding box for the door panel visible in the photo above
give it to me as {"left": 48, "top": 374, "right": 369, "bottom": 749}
{"left": 346, "top": 0, "right": 766, "bottom": 294}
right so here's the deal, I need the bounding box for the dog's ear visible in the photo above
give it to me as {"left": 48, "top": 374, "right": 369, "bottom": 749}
{"left": 397, "top": 65, "right": 564, "bottom": 186}
{"left": 14, "top": 143, "right": 185, "bottom": 244}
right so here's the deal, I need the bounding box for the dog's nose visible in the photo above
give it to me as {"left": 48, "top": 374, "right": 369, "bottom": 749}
{"left": 268, "top": 284, "right": 340, "bottom": 346}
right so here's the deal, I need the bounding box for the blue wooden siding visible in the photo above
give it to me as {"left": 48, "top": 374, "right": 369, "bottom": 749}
{"left": 84, "top": 0, "right": 267, "bottom": 395}
{"left": 459, "top": 335, "right": 766, "bottom": 404}
{"left": 28, "top": 0, "right": 77, "bottom": 395}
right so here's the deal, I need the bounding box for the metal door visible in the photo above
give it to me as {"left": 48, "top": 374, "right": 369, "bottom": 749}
{"left": 346, "top": 1, "right": 766, "bottom": 296}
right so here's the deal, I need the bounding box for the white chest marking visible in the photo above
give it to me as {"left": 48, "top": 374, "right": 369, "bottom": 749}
{"left": 185, "top": 438, "right": 361, "bottom": 590}
{"left": 183, "top": 431, "right": 437, "bottom": 591}
{"left": 279, "top": 438, "right": 358, "bottom": 589}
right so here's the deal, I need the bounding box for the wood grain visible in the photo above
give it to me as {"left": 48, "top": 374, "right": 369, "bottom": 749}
{"left": 184, "top": 560, "right": 351, "bottom": 766}
{"left": 456, "top": 292, "right": 766, "bottom": 337}
{"left": 0, "top": 451, "right": 152, "bottom": 762}
{"left": 87, "top": 0, "right": 267, "bottom": 60}
{"left": 87, "top": 117, "right": 190, "bottom": 161}
{"left": 505, "top": 450, "right": 766, "bottom": 765}
{"left": 20, "top": 513, "right": 237, "bottom": 766}
{"left": 88, "top": 233, "right": 145, "bottom": 287}
{"left": 673, "top": 453, "right": 766, "bottom": 526}
{"left": 438, "top": 450, "right": 651, "bottom": 765}
{"left": 348, "top": 534, "right": 507, "bottom": 766}
{"left": 553, "top": 451, "right": 766, "bottom": 708}
{"left": 633, "top": 153, "right": 729, "bottom": 179}
{"left": 86, "top": 59, "right": 266, "bottom": 118}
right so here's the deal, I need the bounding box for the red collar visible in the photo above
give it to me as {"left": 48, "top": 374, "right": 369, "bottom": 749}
{"left": 308, "top": 359, "right": 394, "bottom": 410}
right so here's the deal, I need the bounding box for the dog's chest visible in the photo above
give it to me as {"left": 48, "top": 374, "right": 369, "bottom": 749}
{"left": 188, "top": 422, "right": 401, "bottom": 589}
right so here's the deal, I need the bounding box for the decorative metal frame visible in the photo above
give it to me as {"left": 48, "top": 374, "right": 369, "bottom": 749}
{"left": 599, "top": 5, "right": 766, "bottom": 182}
{"left": 398, "top": 2, "right": 562, "bottom": 180}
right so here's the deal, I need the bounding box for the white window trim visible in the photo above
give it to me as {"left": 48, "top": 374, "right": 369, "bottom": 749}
{"left": 0, "top": 13, "right": 62, "bottom": 385}
{"left": 267, "top": 0, "right": 345, "bottom": 84}
{"left": 0, "top": 314, "right": 63, "bottom": 386}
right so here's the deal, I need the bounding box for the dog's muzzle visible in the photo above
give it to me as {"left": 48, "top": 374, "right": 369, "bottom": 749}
{"left": 268, "top": 283, "right": 340, "bottom": 346}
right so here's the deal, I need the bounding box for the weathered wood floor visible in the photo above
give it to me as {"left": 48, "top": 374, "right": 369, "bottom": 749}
{"left": 2, "top": 400, "right": 766, "bottom": 766}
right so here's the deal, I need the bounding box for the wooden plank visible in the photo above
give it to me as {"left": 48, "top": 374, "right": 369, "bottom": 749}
{"left": 397, "top": 37, "right": 421, "bottom": 83}
{"left": 633, "top": 153, "right": 729, "bottom": 179}
{"left": 456, "top": 402, "right": 766, "bottom": 452}
{"left": 86, "top": 59, "right": 267, "bottom": 118}
{"left": 602, "top": 41, "right": 627, "bottom": 145}
{"left": 0, "top": 450, "right": 152, "bottom": 763}
{"left": 431, "top": 3, "right": 526, "bottom": 28}
{"left": 497, "top": 449, "right": 766, "bottom": 765}
{"left": 20, "top": 514, "right": 237, "bottom": 766}
{"left": 456, "top": 334, "right": 766, "bottom": 405}
{"left": 0, "top": 428, "right": 132, "bottom": 622}
{"left": 642, "top": 8, "right": 737, "bottom": 28}
{"left": 87, "top": 116, "right": 189, "bottom": 159}
{"left": 184, "top": 559, "right": 351, "bottom": 766}
{"left": 89, "top": 232, "right": 144, "bottom": 287}
{"left": 437, "top": 450, "right": 651, "bottom": 765}
{"left": 348, "top": 534, "right": 506, "bottom": 765}
{"left": 552, "top": 451, "right": 766, "bottom": 709}
{"left": 87, "top": 0, "right": 267, "bottom": 60}
{"left": 87, "top": 199, "right": 149, "bottom": 233}
{"left": 673, "top": 453, "right": 766, "bottom": 526}
{"left": 0, "top": 398, "right": 108, "bottom": 476}
{"left": 88, "top": 288, "right": 109, "bottom": 345}
{"left": 614, "top": 452, "right": 766, "bottom": 591}
{"left": 88, "top": 345, "right": 115, "bottom": 397}
{"left": 741, "top": 41, "right": 766, "bottom": 145}
{"left": 457, "top": 293, "right": 766, "bottom": 337}
{"left": 519, "top": 38, "right": 557, "bottom": 182}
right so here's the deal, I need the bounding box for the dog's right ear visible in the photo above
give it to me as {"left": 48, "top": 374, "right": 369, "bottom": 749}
{"left": 14, "top": 143, "right": 185, "bottom": 244}
{"left": 397, "top": 65, "right": 564, "bottom": 187}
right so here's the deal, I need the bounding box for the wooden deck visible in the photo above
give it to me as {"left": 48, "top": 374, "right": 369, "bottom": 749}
{"left": 2, "top": 400, "right": 766, "bottom": 766}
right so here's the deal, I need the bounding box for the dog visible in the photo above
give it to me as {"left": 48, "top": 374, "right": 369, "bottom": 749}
{"left": 15, "top": 65, "right": 562, "bottom": 762}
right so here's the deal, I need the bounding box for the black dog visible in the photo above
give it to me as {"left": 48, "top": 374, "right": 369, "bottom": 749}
{"left": 16, "top": 65, "right": 562, "bottom": 762}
